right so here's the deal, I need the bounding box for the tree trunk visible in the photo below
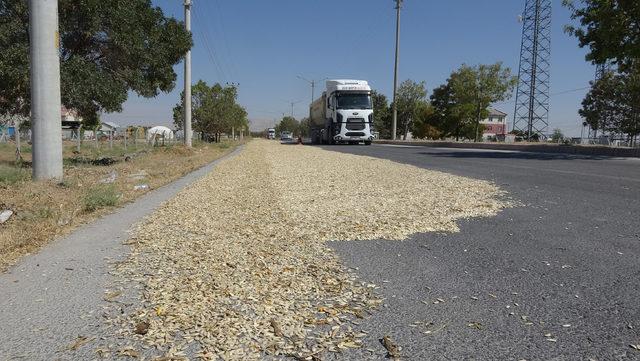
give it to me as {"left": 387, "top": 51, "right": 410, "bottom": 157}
{"left": 14, "top": 119, "right": 22, "bottom": 162}
{"left": 474, "top": 102, "right": 482, "bottom": 143}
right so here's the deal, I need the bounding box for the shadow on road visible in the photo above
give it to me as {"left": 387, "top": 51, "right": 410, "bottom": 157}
{"left": 419, "top": 150, "right": 616, "bottom": 161}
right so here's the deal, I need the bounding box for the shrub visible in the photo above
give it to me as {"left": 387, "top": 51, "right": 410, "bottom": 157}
{"left": 83, "top": 185, "right": 119, "bottom": 212}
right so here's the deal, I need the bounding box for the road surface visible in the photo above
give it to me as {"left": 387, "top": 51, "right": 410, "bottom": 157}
{"left": 324, "top": 144, "right": 640, "bottom": 360}
{"left": 1, "top": 142, "right": 638, "bottom": 360}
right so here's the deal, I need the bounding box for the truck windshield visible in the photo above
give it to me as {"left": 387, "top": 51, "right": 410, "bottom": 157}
{"left": 336, "top": 94, "right": 372, "bottom": 109}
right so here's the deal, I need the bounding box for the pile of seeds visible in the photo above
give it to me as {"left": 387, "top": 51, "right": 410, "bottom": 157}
{"left": 107, "top": 140, "right": 508, "bottom": 360}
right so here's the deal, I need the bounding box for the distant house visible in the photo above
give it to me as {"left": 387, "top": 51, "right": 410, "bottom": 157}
{"left": 481, "top": 108, "right": 508, "bottom": 140}
{"left": 61, "top": 106, "right": 83, "bottom": 139}
{"left": 101, "top": 122, "right": 119, "bottom": 136}
{"left": 83, "top": 121, "right": 120, "bottom": 140}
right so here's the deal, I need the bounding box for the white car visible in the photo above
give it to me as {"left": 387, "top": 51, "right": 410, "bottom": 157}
{"left": 280, "top": 131, "right": 293, "bottom": 141}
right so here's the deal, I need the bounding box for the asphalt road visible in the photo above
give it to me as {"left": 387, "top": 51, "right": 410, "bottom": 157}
{"left": 324, "top": 144, "right": 640, "bottom": 361}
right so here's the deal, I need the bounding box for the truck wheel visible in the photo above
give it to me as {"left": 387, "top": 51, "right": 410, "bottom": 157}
{"left": 364, "top": 141, "right": 372, "bottom": 145}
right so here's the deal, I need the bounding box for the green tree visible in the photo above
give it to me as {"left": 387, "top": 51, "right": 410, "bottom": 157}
{"left": 395, "top": 80, "right": 428, "bottom": 140}
{"left": 423, "top": 84, "right": 461, "bottom": 139}
{"left": 580, "top": 70, "right": 640, "bottom": 145}
{"left": 579, "top": 72, "right": 619, "bottom": 137}
{"left": 371, "top": 90, "right": 391, "bottom": 139}
{"left": 564, "top": 0, "right": 640, "bottom": 73}
{"left": 275, "top": 116, "right": 299, "bottom": 135}
{"left": 173, "top": 81, "right": 248, "bottom": 142}
{"left": 0, "top": 0, "right": 192, "bottom": 124}
{"left": 448, "top": 63, "right": 517, "bottom": 142}
{"left": 424, "top": 82, "right": 485, "bottom": 141}
{"left": 410, "top": 101, "right": 439, "bottom": 139}
{"left": 565, "top": 1, "right": 640, "bottom": 145}
{"left": 551, "top": 128, "right": 565, "bottom": 143}
{"left": 298, "top": 118, "right": 310, "bottom": 138}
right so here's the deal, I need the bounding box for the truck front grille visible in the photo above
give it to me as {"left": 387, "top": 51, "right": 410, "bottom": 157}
{"left": 345, "top": 132, "right": 365, "bottom": 137}
{"left": 346, "top": 118, "right": 366, "bottom": 131}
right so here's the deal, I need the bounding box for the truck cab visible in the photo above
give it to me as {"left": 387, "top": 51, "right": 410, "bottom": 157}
{"left": 310, "top": 80, "right": 374, "bottom": 145}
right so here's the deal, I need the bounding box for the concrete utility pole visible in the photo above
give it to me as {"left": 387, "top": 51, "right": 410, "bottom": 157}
{"left": 29, "top": 0, "right": 63, "bottom": 180}
{"left": 391, "top": 0, "right": 403, "bottom": 140}
{"left": 183, "top": 0, "right": 193, "bottom": 147}
{"left": 297, "top": 76, "right": 328, "bottom": 119}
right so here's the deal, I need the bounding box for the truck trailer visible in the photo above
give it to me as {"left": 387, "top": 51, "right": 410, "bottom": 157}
{"left": 309, "top": 79, "right": 374, "bottom": 145}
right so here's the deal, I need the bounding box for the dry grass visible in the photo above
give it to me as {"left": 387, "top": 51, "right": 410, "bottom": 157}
{"left": 0, "top": 140, "right": 240, "bottom": 271}
{"left": 99, "top": 140, "right": 511, "bottom": 360}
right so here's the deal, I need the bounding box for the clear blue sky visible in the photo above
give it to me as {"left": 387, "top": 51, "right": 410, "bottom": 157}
{"left": 103, "top": 0, "right": 595, "bottom": 136}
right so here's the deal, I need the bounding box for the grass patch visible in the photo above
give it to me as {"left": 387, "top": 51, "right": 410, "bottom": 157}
{"left": 0, "top": 143, "right": 31, "bottom": 154}
{"left": 0, "top": 165, "right": 30, "bottom": 185}
{"left": 83, "top": 185, "right": 119, "bottom": 212}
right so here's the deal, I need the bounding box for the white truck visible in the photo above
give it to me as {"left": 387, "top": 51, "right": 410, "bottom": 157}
{"left": 309, "top": 79, "right": 374, "bottom": 145}
{"left": 267, "top": 128, "right": 276, "bottom": 139}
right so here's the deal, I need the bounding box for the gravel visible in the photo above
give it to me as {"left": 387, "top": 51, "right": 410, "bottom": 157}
{"left": 98, "top": 140, "right": 509, "bottom": 360}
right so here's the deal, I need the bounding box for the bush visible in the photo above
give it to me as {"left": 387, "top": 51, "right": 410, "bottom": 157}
{"left": 0, "top": 165, "right": 30, "bottom": 185}
{"left": 83, "top": 185, "right": 119, "bottom": 212}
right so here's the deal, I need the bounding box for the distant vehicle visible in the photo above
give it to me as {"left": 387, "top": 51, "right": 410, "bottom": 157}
{"left": 280, "top": 131, "right": 293, "bottom": 141}
{"left": 267, "top": 128, "right": 276, "bottom": 139}
{"left": 309, "top": 79, "right": 374, "bottom": 145}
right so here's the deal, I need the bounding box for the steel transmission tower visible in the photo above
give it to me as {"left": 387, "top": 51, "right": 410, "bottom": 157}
{"left": 595, "top": 62, "right": 613, "bottom": 81}
{"left": 513, "top": 0, "right": 551, "bottom": 141}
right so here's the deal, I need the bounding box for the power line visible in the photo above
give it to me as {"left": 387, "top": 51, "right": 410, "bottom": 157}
{"left": 192, "top": 8, "right": 228, "bottom": 83}
{"left": 211, "top": 0, "right": 239, "bottom": 80}
{"left": 197, "top": 0, "right": 236, "bottom": 82}
{"left": 494, "top": 86, "right": 590, "bottom": 106}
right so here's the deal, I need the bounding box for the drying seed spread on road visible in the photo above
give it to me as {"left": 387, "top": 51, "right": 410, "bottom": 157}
{"left": 106, "top": 140, "right": 509, "bottom": 360}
